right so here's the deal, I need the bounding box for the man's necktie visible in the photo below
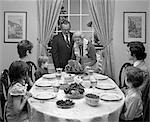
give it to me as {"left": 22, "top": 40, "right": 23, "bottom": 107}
{"left": 66, "top": 34, "right": 70, "bottom": 45}
{"left": 79, "top": 45, "right": 83, "bottom": 56}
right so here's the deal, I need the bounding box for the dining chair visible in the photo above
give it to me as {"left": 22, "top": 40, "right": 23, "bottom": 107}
{"left": 3, "top": 101, "right": 8, "bottom": 122}
{"left": 119, "top": 62, "right": 132, "bottom": 88}
{"left": 0, "top": 69, "right": 10, "bottom": 121}
{"left": 26, "top": 61, "right": 37, "bottom": 81}
{"left": 142, "top": 78, "right": 150, "bottom": 122}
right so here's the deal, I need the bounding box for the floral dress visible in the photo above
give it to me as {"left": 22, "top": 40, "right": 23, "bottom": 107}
{"left": 6, "top": 82, "right": 28, "bottom": 122}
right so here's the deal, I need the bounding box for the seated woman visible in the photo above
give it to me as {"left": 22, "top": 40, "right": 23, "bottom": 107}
{"left": 6, "top": 61, "right": 31, "bottom": 122}
{"left": 71, "top": 31, "right": 97, "bottom": 71}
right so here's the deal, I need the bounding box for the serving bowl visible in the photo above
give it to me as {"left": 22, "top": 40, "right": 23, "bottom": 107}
{"left": 85, "top": 93, "right": 100, "bottom": 107}
{"left": 56, "top": 99, "right": 75, "bottom": 109}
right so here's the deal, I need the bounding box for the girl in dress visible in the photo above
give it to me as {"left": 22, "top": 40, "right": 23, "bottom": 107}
{"left": 6, "top": 60, "right": 31, "bottom": 122}
{"left": 120, "top": 66, "right": 144, "bottom": 122}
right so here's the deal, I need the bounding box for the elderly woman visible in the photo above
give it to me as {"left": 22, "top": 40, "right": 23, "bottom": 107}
{"left": 71, "top": 31, "right": 97, "bottom": 71}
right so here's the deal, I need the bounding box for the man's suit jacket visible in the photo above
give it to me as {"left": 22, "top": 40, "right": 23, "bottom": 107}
{"left": 52, "top": 32, "right": 74, "bottom": 69}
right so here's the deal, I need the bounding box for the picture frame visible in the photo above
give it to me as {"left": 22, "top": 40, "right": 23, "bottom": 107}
{"left": 123, "top": 12, "right": 146, "bottom": 43}
{"left": 4, "top": 11, "right": 27, "bottom": 43}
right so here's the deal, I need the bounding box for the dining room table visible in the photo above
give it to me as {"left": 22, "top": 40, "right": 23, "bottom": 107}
{"left": 27, "top": 72, "right": 125, "bottom": 122}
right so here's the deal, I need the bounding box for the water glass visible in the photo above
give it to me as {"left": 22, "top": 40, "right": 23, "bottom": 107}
{"left": 53, "top": 83, "right": 60, "bottom": 93}
{"left": 88, "top": 69, "right": 94, "bottom": 76}
{"left": 56, "top": 68, "right": 63, "bottom": 74}
{"left": 90, "top": 79, "right": 97, "bottom": 92}
{"left": 56, "top": 68, "right": 63, "bottom": 80}
{"left": 56, "top": 73, "right": 62, "bottom": 80}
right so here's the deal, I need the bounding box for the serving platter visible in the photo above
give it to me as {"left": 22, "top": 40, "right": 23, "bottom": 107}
{"left": 57, "top": 104, "right": 75, "bottom": 109}
{"left": 56, "top": 99, "right": 75, "bottom": 109}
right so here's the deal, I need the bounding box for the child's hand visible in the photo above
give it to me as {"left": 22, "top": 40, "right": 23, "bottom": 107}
{"left": 26, "top": 91, "right": 32, "bottom": 97}
{"left": 24, "top": 92, "right": 32, "bottom": 100}
{"left": 121, "top": 87, "right": 128, "bottom": 94}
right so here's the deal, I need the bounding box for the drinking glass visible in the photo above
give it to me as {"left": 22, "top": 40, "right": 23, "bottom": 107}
{"left": 56, "top": 68, "right": 63, "bottom": 74}
{"left": 56, "top": 68, "right": 63, "bottom": 80}
{"left": 88, "top": 69, "right": 94, "bottom": 76}
{"left": 56, "top": 73, "right": 62, "bottom": 80}
{"left": 90, "top": 78, "right": 97, "bottom": 92}
{"left": 53, "top": 82, "right": 60, "bottom": 93}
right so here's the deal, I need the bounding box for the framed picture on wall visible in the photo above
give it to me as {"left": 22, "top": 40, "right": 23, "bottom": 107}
{"left": 4, "top": 11, "right": 27, "bottom": 43}
{"left": 123, "top": 12, "right": 146, "bottom": 43}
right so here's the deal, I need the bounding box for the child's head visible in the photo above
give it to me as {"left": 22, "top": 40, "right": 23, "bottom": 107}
{"left": 9, "top": 61, "right": 29, "bottom": 84}
{"left": 37, "top": 56, "right": 49, "bottom": 68}
{"left": 125, "top": 66, "right": 144, "bottom": 88}
{"left": 17, "top": 40, "right": 33, "bottom": 59}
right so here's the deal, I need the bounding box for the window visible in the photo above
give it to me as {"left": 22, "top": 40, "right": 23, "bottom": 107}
{"left": 56, "top": 0, "right": 94, "bottom": 41}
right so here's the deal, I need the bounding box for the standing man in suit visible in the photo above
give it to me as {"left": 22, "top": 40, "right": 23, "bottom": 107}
{"left": 51, "top": 20, "right": 74, "bottom": 70}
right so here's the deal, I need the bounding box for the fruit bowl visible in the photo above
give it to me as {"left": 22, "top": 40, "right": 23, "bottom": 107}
{"left": 66, "top": 91, "right": 84, "bottom": 99}
{"left": 64, "top": 83, "right": 85, "bottom": 99}
{"left": 85, "top": 93, "right": 99, "bottom": 107}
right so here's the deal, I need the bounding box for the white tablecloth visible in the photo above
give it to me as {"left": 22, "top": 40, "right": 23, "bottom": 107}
{"left": 28, "top": 73, "right": 125, "bottom": 122}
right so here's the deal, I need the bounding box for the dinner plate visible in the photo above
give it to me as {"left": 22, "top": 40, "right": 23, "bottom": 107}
{"left": 35, "top": 81, "right": 54, "bottom": 87}
{"left": 42, "top": 74, "right": 56, "bottom": 79}
{"left": 96, "top": 83, "right": 116, "bottom": 90}
{"left": 99, "top": 93, "right": 122, "bottom": 101}
{"left": 94, "top": 74, "right": 108, "bottom": 80}
{"left": 32, "top": 92, "right": 57, "bottom": 100}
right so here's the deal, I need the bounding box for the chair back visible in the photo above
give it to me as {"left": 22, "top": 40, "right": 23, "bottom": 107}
{"left": 3, "top": 101, "right": 8, "bottom": 122}
{"left": 0, "top": 69, "right": 10, "bottom": 121}
{"left": 142, "top": 78, "right": 150, "bottom": 121}
{"left": 0, "top": 69, "right": 10, "bottom": 100}
{"left": 26, "top": 61, "right": 37, "bottom": 81}
{"left": 119, "top": 62, "right": 132, "bottom": 88}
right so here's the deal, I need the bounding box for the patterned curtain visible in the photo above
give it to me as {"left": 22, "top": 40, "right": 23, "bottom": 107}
{"left": 37, "top": 0, "right": 63, "bottom": 56}
{"left": 87, "top": 0, "right": 115, "bottom": 79}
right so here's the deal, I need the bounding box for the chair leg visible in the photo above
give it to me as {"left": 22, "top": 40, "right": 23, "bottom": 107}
{"left": 3, "top": 102, "right": 7, "bottom": 122}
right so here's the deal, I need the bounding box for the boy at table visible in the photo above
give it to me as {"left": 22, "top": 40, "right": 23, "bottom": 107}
{"left": 34, "top": 56, "right": 49, "bottom": 81}
{"left": 120, "top": 66, "right": 144, "bottom": 122}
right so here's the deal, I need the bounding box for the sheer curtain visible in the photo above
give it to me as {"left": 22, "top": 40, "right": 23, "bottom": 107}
{"left": 37, "top": 0, "right": 63, "bottom": 56}
{"left": 87, "top": 0, "right": 115, "bottom": 79}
